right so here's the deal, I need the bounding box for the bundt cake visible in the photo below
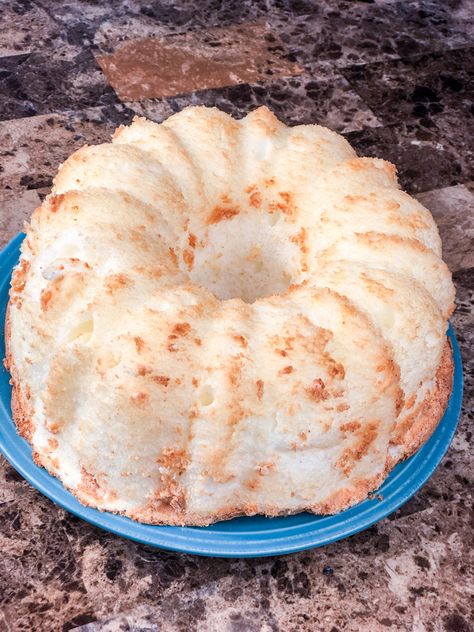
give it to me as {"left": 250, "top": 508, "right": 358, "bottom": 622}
{"left": 5, "top": 106, "right": 455, "bottom": 525}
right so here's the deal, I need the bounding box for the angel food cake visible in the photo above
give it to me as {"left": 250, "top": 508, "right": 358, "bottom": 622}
{"left": 5, "top": 106, "right": 455, "bottom": 525}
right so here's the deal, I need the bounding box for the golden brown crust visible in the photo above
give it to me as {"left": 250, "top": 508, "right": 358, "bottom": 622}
{"left": 5, "top": 303, "right": 35, "bottom": 442}
{"left": 207, "top": 204, "right": 240, "bottom": 225}
{"left": 309, "top": 474, "right": 383, "bottom": 516}
{"left": 388, "top": 339, "right": 454, "bottom": 468}
{"left": 306, "top": 341, "right": 453, "bottom": 517}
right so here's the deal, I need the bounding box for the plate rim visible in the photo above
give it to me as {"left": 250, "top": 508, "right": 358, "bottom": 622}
{"left": 0, "top": 233, "right": 464, "bottom": 558}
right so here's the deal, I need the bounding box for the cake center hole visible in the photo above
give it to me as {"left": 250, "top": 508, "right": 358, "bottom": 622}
{"left": 187, "top": 217, "right": 294, "bottom": 303}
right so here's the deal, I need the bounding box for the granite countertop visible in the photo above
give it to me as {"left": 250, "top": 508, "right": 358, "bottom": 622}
{"left": 0, "top": 1, "right": 473, "bottom": 630}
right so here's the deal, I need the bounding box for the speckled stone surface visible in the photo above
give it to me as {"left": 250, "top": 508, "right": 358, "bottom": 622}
{"left": 0, "top": 1, "right": 473, "bottom": 631}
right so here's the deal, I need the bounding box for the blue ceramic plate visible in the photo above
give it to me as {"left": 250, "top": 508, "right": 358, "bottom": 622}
{"left": 0, "top": 233, "right": 463, "bottom": 558}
